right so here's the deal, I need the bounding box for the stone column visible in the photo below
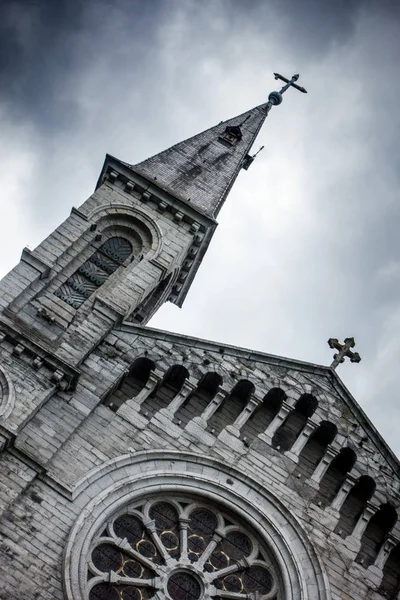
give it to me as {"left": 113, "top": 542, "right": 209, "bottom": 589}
{"left": 373, "top": 534, "right": 398, "bottom": 572}
{"left": 119, "top": 371, "right": 161, "bottom": 412}
{"left": 225, "top": 396, "right": 259, "bottom": 438}
{"left": 260, "top": 401, "right": 292, "bottom": 444}
{"left": 285, "top": 420, "right": 318, "bottom": 463}
{"left": 200, "top": 390, "right": 226, "bottom": 425}
{"left": 161, "top": 380, "right": 196, "bottom": 420}
{"left": 330, "top": 474, "right": 357, "bottom": 512}
{"left": 117, "top": 371, "right": 162, "bottom": 429}
{"left": 345, "top": 502, "right": 377, "bottom": 551}
{"left": 309, "top": 445, "right": 338, "bottom": 486}
{"left": 184, "top": 390, "right": 227, "bottom": 443}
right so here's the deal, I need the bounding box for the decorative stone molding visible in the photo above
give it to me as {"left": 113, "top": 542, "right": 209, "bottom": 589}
{"left": 64, "top": 451, "right": 331, "bottom": 600}
{"left": 0, "top": 324, "right": 80, "bottom": 391}
{"left": 0, "top": 365, "right": 15, "bottom": 421}
{"left": 20, "top": 247, "right": 52, "bottom": 279}
{"left": 86, "top": 203, "right": 164, "bottom": 261}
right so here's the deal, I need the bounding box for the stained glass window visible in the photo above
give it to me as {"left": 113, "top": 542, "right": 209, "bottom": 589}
{"left": 55, "top": 237, "right": 133, "bottom": 309}
{"left": 87, "top": 495, "right": 282, "bottom": 600}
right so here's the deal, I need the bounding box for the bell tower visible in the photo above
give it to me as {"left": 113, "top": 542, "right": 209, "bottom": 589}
{"left": 0, "top": 102, "right": 269, "bottom": 368}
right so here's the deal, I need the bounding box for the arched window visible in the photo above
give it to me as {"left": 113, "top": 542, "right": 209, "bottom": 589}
{"left": 356, "top": 503, "right": 398, "bottom": 568}
{"left": 272, "top": 394, "right": 318, "bottom": 453}
{"left": 104, "top": 357, "right": 155, "bottom": 412}
{"left": 241, "top": 387, "right": 286, "bottom": 446}
{"left": 334, "top": 475, "right": 376, "bottom": 538}
{"left": 316, "top": 447, "right": 356, "bottom": 507}
{"left": 207, "top": 379, "right": 254, "bottom": 437}
{"left": 294, "top": 421, "right": 337, "bottom": 480}
{"left": 55, "top": 237, "right": 133, "bottom": 308}
{"left": 140, "top": 365, "right": 189, "bottom": 418}
{"left": 379, "top": 541, "right": 400, "bottom": 597}
{"left": 174, "top": 372, "right": 222, "bottom": 428}
{"left": 85, "top": 494, "right": 284, "bottom": 600}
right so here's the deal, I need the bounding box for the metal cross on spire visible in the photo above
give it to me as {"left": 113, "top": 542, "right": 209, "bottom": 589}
{"left": 264, "top": 72, "right": 307, "bottom": 115}
{"left": 328, "top": 337, "right": 361, "bottom": 370}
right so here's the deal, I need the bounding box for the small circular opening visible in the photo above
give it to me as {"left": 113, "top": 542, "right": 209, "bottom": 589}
{"left": 167, "top": 571, "right": 202, "bottom": 600}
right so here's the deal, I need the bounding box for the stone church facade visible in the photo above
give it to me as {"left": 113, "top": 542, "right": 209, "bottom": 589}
{"left": 0, "top": 100, "right": 399, "bottom": 600}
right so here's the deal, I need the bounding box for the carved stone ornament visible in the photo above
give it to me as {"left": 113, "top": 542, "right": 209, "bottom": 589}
{"left": 63, "top": 452, "right": 331, "bottom": 600}
{"left": 0, "top": 365, "right": 15, "bottom": 421}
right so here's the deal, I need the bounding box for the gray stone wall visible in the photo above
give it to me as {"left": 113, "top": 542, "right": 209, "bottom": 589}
{"left": 1, "top": 323, "right": 399, "bottom": 599}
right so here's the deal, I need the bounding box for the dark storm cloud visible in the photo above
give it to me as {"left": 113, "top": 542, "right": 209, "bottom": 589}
{"left": 0, "top": 0, "right": 392, "bottom": 129}
{"left": 0, "top": 0, "right": 164, "bottom": 130}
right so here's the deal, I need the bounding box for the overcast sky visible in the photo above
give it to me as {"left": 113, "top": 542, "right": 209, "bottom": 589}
{"left": 1, "top": 0, "right": 400, "bottom": 455}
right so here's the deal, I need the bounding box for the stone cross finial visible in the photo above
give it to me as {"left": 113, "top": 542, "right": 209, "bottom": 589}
{"left": 274, "top": 73, "right": 308, "bottom": 95}
{"left": 328, "top": 337, "right": 361, "bottom": 370}
{"left": 266, "top": 73, "right": 307, "bottom": 112}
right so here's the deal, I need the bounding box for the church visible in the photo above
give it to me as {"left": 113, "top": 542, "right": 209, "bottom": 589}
{"left": 0, "top": 76, "right": 399, "bottom": 600}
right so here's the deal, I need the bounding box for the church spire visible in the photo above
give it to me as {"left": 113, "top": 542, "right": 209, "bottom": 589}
{"left": 124, "top": 73, "right": 307, "bottom": 218}
{"left": 126, "top": 103, "right": 268, "bottom": 218}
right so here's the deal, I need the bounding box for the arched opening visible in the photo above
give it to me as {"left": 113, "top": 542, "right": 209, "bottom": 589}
{"left": 174, "top": 372, "right": 223, "bottom": 428}
{"left": 140, "top": 365, "right": 189, "bottom": 418}
{"left": 294, "top": 421, "right": 337, "bottom": 479}
{"left": 379, "top": 542, "right": 400, "bottom": 597}
{"left": 316, "top": 448, "right": 357, "bottom": 507}
{"left": 207, "top": 379, "right": 255, "bottom": 437}
{"left": 104, "top": 357, "right": 155, "bottom": 412}
{"left": 55, "top": 236, "right": 133, "bottom": 309}
{"left": 272, "top": 394, "right": 318, "bottom": 453}
{"left": 241, "top": 388, "right": 286, "bottom": 445}
{"left": 356, "top": 503, "right": 398, "bottom": 568}
{"left": 334, "top": 475, "right": 376, "bottom": 538}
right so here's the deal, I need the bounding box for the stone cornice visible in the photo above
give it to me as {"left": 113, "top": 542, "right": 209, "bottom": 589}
{"left": 0, "top": 320, "right": 80, "bottom": 391}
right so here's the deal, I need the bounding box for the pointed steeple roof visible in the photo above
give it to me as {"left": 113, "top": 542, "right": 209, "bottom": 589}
{"left": 126, "top": 103, "right": 268, "bottom": 218}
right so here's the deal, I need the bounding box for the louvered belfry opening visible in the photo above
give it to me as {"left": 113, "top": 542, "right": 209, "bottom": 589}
{"left": 55, "top": 237, "right": 133, "bottom": 308}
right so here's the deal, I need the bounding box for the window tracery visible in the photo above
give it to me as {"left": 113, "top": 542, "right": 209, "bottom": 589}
{"left": 87, "top": 495, "right": 281, "bottom": 600}
{"left": 55, "top": 237, "right": 133, "bottom": 309}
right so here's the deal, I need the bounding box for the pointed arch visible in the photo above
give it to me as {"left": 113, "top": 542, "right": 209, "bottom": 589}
{"left": 241, "top": 387, "right": 286, "bottom": 445}
{"left": 140, "top": 364, "right": 189, "bottom": 418}
{"left": 316, "top": 447, "right": 357, "bottom": 507}
{"left": 207, "top": 379, "right": 255, "bottom": 437}
{"left": 174, "top": 372, "right": 223, "bottom": 428}
{"left": 272, "top": 394, "right": 318, "bottom": 453}
{"left": 104, "top": 357, "right": 155, "bottom": 412}
{"left": 334, "top": 475, "right": 376, "bottom": 538}
{"left": 356, "top": 503, "right": 398, "bottom": 567}
{"left": 294, "top": 421, "right": 337, "bottom": 480}
{"left": 55, "top": 236, "right": 133, "bottom": 309}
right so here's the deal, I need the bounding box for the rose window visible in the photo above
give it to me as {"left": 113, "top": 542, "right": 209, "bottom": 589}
{"left": 87, "top": 495, "right": 282, "bottom": 600}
